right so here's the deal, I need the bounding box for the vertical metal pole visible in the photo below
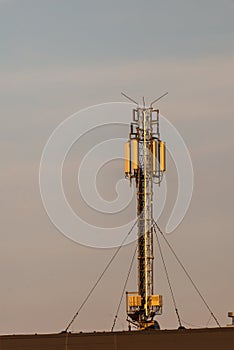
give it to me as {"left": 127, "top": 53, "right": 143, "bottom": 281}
{"left": 125, "top": 98, "right": 165, "bottom": 329}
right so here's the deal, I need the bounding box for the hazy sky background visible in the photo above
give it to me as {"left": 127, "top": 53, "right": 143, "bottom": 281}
{"left": 1, "top": 0, "right": 234, "bottom": 334}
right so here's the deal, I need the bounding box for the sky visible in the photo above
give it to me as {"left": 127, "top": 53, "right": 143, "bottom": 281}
{"left": 1, "top": 0, "right": 234, "bottom": 334}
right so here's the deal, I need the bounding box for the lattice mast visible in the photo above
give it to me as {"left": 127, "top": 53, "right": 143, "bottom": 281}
{"left": 124, "top": 93, "right": 167, "bottom": 330}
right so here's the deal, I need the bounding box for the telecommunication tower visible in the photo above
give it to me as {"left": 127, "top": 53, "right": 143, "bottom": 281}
{"left": 123, "top": 93, "right": 167, "bottom": 330}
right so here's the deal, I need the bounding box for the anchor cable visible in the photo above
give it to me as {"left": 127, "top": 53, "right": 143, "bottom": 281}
{"left": 64, "top": 220, "right": 137, "bottom": 332}
{"left": 153, "top": 222, "right": 183, "bottom": 328}
{"left": 153, "top": 219, "right": 221, "bottom": 328}
{"left": 111, "top": 242, "right": 138, "bottom": 332}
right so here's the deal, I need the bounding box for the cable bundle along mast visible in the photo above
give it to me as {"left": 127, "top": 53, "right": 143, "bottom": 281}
{"left": 123, "top": 93, "right": 167, "bottom": 330}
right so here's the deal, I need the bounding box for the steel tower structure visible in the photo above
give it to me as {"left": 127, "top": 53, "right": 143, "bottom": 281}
{"left": 124, "top": 94, "right": 166, "bottom": 330}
